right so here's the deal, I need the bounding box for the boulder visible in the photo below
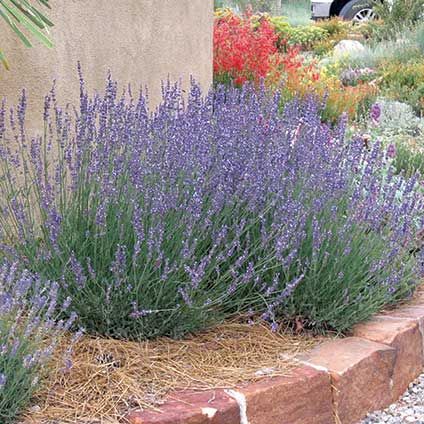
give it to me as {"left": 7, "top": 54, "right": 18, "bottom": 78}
{"left": 333, "top": 40, "right": 366, "bottom": 58}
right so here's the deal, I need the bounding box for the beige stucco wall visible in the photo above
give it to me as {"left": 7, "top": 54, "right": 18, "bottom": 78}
{"left": 0, "top": 0, "right": 213, "bottom": 131}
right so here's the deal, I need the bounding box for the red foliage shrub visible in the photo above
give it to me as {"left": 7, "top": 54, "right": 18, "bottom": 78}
{"left": 213, "top": 11, "right": 281, "bottom": 86}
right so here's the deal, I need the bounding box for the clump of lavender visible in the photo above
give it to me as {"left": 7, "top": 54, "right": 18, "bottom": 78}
{"left": 0, "top": 262, "right": 76, "bottom": 423}
{"left": 340, "top": 67, "right": 376, "bottom": 87}
{"left": 0, "top": 74, "right": 422, "bottom": 339}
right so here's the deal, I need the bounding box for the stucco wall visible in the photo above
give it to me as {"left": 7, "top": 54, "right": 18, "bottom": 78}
{"left": 0, "top": 0, "right": 213, "bottom": 131}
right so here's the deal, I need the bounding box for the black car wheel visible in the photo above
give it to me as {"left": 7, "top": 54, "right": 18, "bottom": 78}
{"left": 339, "top": 0, "right": 376, "bottom": 22}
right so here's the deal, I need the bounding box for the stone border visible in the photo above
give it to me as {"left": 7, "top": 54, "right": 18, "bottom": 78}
{"left": 126, "top": 293, "right": 424, "bottom": 424}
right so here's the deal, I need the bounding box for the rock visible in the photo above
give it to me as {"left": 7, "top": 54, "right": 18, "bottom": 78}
{"left": 240, "top": 366, "right": 333, "bottom": 424}
{"left": 126, "top": 389, "right": 240, "bottom": 424}
{"left": 297, "top": 337, "right": 396, "bottom": 424}
{"left": 126, "top": 367, "right": 333, "bottom": 424}
{"left": 404, "top": 414, "right": 416, "bottom": 422}
{"left": 353, "top": 316, "right": 424, "bottom": 399}
{"left": 386, "top": 305, "right": 424, "bottom": 353}
{"left": 360, "top": 369, "right": 424, "bottom": 424}
{"left": 333, "top": 40, "right": 366, "bottom": 58}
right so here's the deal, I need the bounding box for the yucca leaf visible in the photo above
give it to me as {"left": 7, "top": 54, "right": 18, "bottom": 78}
{"left": 0, "top": 49, "right": 10, "bottom": 70}
{"left": 0, "top": 8, "right": 32, "bottom": 47}
{"left": 18, "top": 17, "right": 53, "bottom": 48}
{"left": 36, "top": 0, "right": 50, "bottom": 8}
{"left": 1, "top": 1, "right": 53, "bottom": 47}
{"left": 0, "top": 0, "right": 53, "bottom": 69}
{"left": 10, "top": 0, "right": 53, "bottom": 28}
{"left": 4, "top": 0, "right": 46, "bottom": 29}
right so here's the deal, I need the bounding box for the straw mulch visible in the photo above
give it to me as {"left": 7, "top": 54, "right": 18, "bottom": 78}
{"left": 22, "top": 319, "right": 325, "bottom": 424}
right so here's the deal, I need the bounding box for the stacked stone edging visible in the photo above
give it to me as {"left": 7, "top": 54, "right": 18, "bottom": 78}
{"left": 127, "top": 293, "right": 424, "bottom": 424}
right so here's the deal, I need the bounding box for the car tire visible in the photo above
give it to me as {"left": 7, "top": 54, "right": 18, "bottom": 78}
{"left": 339, "top": 0, "right": 376, "bottom": 22}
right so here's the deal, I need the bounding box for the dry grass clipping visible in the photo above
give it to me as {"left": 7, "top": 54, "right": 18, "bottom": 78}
{"left": 23, "top": 319, "right": 325, "bottom": 424}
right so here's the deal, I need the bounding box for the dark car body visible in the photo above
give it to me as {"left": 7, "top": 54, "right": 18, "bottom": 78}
{"left": 312, "top": 0, "right": 376, "bottom": 21}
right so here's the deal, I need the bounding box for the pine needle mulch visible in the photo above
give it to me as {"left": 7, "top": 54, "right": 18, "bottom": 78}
{"left": 22, "top": 319, "right": 327, "bottom": 424}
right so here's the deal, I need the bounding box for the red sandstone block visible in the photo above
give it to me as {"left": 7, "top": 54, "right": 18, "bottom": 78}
{"left": 239, "top": 366, "right": 334, "bottom": 424}
{"left": 385, "top": 305, "right": 424, "bottom": 340}
{"left": 353, "top": 315, "right": 423, "bottom": 399}
{"left": 297, "top": 337, "right": 396, "bottom": 424}
{"left": 383, "top": 305, "right": 424, "bottom": 323}
{"left": 126, "top": 389, "right": 240, "bottom": 424}
{"left": 127, "top": 366, "right": 333, "bottom": 424}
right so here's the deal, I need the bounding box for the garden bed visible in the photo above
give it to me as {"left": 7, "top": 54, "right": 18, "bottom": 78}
{"left": 22, "top": 320, "right": 325, "bottom": 423}
{"left": 21, "top": 288, "right": 424, "bottom": 424}
{"left": 117, "top": 288, "right": 424, "bottom": 424}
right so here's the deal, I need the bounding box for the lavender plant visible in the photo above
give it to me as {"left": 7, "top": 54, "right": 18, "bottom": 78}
{"left": 0, "top": 75, "right": 422, "bottom": 339}
{"left": 0, "top": 262, "right": 76, "bottom": 423}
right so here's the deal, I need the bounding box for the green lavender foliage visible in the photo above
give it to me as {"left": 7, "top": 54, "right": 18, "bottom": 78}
{"left": 0, "top": 80, "right": 422, "bottom": 341}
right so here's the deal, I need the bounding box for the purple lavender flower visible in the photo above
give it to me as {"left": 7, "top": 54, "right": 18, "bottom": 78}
{"left": 0, "top": 373, "right": 6, "bottom": 390}
{"left": 370, "top": 102, "right": 381, "bottom": 124}
{"left": 386, "top": 143, "right": 397, "bottom": 159}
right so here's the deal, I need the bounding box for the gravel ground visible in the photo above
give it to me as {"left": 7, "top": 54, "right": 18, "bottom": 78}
{"left": 360, "top": 372, "right": 424, "bottom": 423}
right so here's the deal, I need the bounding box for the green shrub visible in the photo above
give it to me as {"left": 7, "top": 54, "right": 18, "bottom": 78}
{"left": 380, "top": 61, "right": 424, "bottom": 87}
{"left": 393, "top": 143, "right": 424, "bottom": 177}
{"left": 351, "top": 20, "right": 383, "bottom": 39}
{"left": 374, "top": 98, "right": 424, "bottom": 134}
{"left": 214, "top": 0, "right": 279, "bottom": 13}
{"left": 369, "top": 0, "right": 424, "bottom": 39}
{"left": 252, "top": 15, "right": 330, "bottom": 51}
{"left": 269, "top": 16, "right": 329, "bottom": 50}
{"left": 378, "top": 61, "right": 424, "bottom": 115}
{"left": 414, "top": 22, "right": 424, "bottom": 54}
{"left": 280, "top": 0, "right": 312, "bottom": 26}
{"left": 315, "top": 17, "right": 350, "bottom": 36}
{"left": 310, "top": 18, "right": 352, "bottom": 56}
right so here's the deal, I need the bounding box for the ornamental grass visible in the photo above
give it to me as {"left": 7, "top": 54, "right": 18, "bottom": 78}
{"left": 0, "top": 74, "right": 422, "bottom": 342}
